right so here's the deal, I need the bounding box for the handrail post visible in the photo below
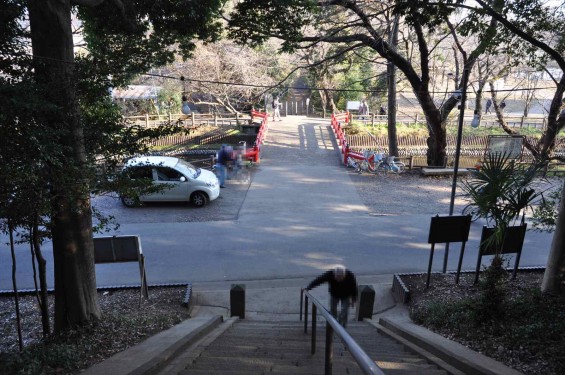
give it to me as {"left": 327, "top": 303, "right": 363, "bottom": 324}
{"left": 325, "top": 321, "right": 333, "bottom": 375}
{"left": 311, "top": 304, "right": 317, "bottom": 354}
{"left": 300, "top": 289, "right": 304, "bottom": 321}
{"left": 304, "top": 296, "right": 309, "bottom": 333}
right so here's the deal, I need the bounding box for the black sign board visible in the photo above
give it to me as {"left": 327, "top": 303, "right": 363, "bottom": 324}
{"left": 426, "top": 215, "right": 472, "bottom": 287}
{"left": 93, "top": 235, "right": 149, "bottom": 301}
{"left": 94, "top": 235, "right": 140, "bottom": 263}
{"left": 475, "top": 224, "right": 527, "bottom": 283}
{"left": 428, "top": 215, "right": 472, "bottom": 244}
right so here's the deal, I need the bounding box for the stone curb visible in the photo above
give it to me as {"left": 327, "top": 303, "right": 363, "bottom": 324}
{"left": 81, "top": 315, "right": 223, "bottom": 375}
{"left": 375, "top": 317, "right": 524, "bottom": 375}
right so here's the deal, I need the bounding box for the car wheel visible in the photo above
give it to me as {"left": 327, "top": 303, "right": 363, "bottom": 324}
{"left": 121, "top": 195, "right": 140, "bottom": 207}
{"left": 190, "top": 191, "right": 208, "bottom": 207}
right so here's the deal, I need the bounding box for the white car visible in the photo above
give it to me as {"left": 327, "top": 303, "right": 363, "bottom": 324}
{"left": 121, "top": 156, "right": 220, "bottom": 207}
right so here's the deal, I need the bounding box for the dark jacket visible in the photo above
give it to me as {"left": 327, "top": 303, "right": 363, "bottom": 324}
{"left": 217, "top": 148, "right": 231, "bottom": 165}
{"left": 307, "top": 269, "right": 358, "bottom": 302}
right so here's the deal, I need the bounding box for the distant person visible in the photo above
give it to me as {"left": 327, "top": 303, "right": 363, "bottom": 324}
{"left": 305, "top": 266, "right": 358, "bottom": 328}
{"left": 379, "top": 105, "right": 386, "bottom": 115}
{"left": 485, "top": 98, "right": 492, "bottom": 114}
{"left": 358, "top": 101, "right": 366, "bottom": 115}
{"left": 272, "top": 96, "right": 282, "bottom": 121}
{"left": 500, "top": 100, "right": 506, "bottom": 112}
{"left": 359, "top": 100, "right": 369, "bottom": 119}
{"left": 216, "top": 144, "right": 232, "bottom": 188}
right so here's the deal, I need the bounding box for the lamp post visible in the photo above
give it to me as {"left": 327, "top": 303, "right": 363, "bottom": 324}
{"left": 443, "top": 69, "right": 470, "bottom": 273}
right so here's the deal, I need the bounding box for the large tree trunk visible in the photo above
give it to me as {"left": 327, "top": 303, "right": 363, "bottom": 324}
{"left": 386, "top": 15, "right": 399, "bottom": 157}
{"left": 540, "top": 79, "right": 565, "bottom": 160}
{"left": 28, "top": 0, "right": 101, "bottom": 332}
{"left": 541, "top": 179, "right": 565, "bottom": 294}
{"left": 415, "top": 92, "right": 446, "bottom": 166}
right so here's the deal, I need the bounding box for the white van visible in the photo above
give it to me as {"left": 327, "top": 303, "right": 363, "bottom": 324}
{"left": 121, "top": 156, "right": 220, "bottom": 207}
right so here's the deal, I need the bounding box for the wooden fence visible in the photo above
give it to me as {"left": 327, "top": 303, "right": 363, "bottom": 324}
{"left": 346, "top": 133, "right": 565, "bottom": 159}
{"left": 352, "top": 113, "right": 547, "bottom": 129}
{"left": 125, "top": 112, "right": 252, "bottom": 128}
{"left": 151, "top": 133, "right": 257, "bottom": 148}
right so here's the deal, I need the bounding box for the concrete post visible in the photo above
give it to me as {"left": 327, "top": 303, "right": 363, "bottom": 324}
{"left": 230, "top": 284, "right": 245, "bottom": 319}
{"left": 356, "top": 285, "right": 375, "bottom": 321}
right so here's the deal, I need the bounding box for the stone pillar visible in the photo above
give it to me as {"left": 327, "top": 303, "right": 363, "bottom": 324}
{"left": 230, "top": 284, "right": 245, "bottom": 319}
{"left": 356, "top": 285, "right": 375, "bottom": 321}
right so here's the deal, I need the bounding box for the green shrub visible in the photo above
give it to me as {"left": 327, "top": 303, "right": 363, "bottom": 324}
{"left": 471, "top": 257, "right": 509, "bottom": 323}
{"left": 0, "top": 342, "right": 80, "bottom": 375}
{"left": 411, "top": 297, "right": 475, "bottom": 334}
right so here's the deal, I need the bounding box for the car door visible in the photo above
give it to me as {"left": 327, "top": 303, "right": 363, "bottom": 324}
{"left": 145, "top": 166, "right": 190, "bottom": 202}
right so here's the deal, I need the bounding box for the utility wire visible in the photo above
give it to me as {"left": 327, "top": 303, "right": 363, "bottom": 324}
{"left": 146, "top": 72, "right": 557, "bottom": 94}
{"left": 5, "top": 51, "right": 560, "bottom": 94}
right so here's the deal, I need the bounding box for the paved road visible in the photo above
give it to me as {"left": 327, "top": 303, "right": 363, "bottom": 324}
{"left": 0, "top": 116, "right": 553, "bottom": 291}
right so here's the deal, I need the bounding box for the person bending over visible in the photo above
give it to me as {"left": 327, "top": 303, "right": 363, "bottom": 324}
{"left": 305, "top": 266, "right": 358, "bottom": 328}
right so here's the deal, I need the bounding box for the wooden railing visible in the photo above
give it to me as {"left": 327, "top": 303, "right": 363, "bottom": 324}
{"left": 125, "top": 112, "right": 251, "bottom": 128}
{"left": 150, "top": 133, "right": 256, "bottom": 148}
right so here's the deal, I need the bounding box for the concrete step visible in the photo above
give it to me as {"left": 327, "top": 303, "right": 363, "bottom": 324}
{"left": 199, "top": 347, "right": 421, "bottom": 359}
{"left": 348, "top": 321, "right": 449, "bottom": 375}
{"left": 178, "top": 320, "right": 449, "bottom": 375}
{"left": 180, "top": 370, "right": 446, "bottom": 375}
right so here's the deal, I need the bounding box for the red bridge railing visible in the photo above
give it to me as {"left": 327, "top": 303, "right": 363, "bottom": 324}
{"left": 245, "top": 110, "right": 269, "bottom": 163}
{"left": 331, "top": 112, "right": 351, "bottom": 165}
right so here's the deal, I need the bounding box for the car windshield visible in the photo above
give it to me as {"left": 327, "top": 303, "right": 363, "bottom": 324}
{"left": 175, "top": 159, "right": 199, "bottom": 178}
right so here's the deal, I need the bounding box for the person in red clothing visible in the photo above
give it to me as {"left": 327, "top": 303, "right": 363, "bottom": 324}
{"left": 305, "top": 265, "right": 358, "bottom": 328}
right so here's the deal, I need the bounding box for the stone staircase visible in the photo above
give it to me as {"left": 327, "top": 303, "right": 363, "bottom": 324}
{"left": 169, "top": 319, "right": 449, "bottom": 375}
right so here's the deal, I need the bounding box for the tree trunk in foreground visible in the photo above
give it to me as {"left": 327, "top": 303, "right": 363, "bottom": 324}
{"left": 542, "top": 179, "right": 565, "bottom": 294}
{"left": 386, "top": 14, "right": 399, "bottom": 158}
{"left": 28, "top": 0, "right": 101, "bottom": 332}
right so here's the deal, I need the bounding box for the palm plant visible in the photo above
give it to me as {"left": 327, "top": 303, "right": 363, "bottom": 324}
{"left": 460, "top": 152, "right": 544, "bottom": 319}
{"left": 460, "top": 152, "right": 543, "bottom": 258}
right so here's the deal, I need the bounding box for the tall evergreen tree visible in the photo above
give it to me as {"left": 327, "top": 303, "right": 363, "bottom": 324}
{"left": 1, "top": 0, "right": 225, "bottom": 332}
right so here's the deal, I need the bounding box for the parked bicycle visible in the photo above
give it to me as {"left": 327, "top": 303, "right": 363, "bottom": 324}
{"left": 347, "top": 150, "right": 405, "bottom": 175}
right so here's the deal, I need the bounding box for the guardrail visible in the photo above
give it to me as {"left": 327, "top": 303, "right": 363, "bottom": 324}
{"left": 300, "top": 288, "right": 385, "bottom": 375}
{"left": 244, "top": 110, "right": 269, "bottom": 163}
{"left": 331, "top": 112, "right": 350, "bottom": 165}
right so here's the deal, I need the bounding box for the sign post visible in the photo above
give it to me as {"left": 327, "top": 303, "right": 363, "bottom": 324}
{"left": 93, "top": 235, "right": 149, "bottom": 303}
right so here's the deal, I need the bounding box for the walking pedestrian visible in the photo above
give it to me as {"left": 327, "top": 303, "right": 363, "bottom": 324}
{"left": 485, "top": 98, "right": 492, "bottom": 114}
{"left": 305, "top": 265, "right": 358, "bottom": 328}
{"left": 359, "top": 100, "right": 369, "bottom": 120}
{"left": 216, "top": 144, "right": 232, "bottom": 188}
{"left": 272, "top": 95, "right": 282, "bottom": 122}
{"left": 500, "top": 100, "right": 506, "bottom": 112}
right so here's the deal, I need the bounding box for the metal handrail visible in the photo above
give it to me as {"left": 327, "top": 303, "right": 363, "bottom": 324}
{"left": 300, "top": 289, "right": 385, "bottom": 375}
